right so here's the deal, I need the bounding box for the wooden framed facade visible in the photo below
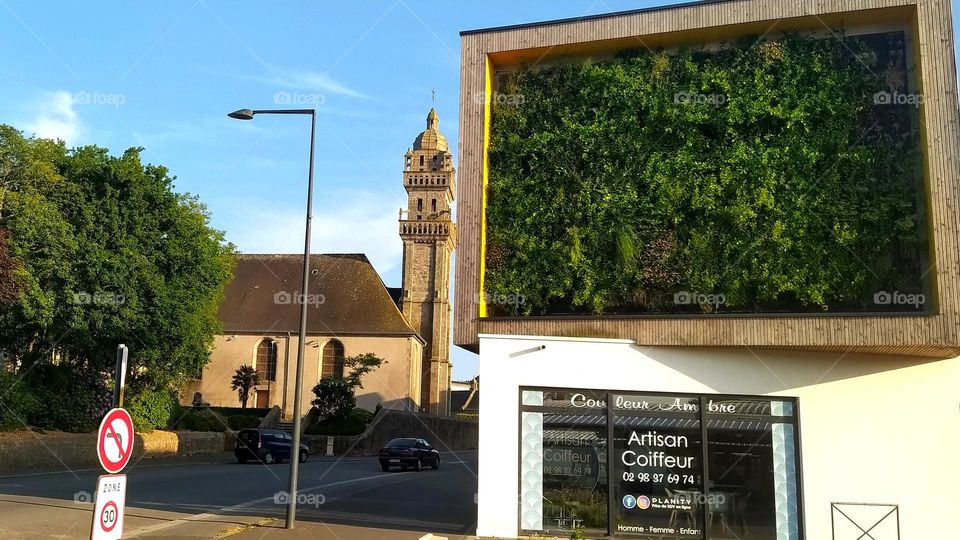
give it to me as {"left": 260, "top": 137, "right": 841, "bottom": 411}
{"left": 454, "top": 0, "right": 960, "bottom": 357}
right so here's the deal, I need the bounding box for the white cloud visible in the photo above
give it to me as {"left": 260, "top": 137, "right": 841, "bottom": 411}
{"left": 272, "top": 68, "right": 368, "bottom": 99}
{"left": 222, "top": 190, "right": 404, "bottom": 277}
{"left": 25, "top": 91, "right": 82, "bottom": 144}
{"left": 214, "top": 65, "right": 369, "bottom": 100}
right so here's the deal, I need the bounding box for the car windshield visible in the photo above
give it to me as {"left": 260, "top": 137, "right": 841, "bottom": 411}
{"left": 239, "top": 430, "right": 259, "bottom": 443}
{"left": 386, "top": 438, "right": 418, "bottom": 448}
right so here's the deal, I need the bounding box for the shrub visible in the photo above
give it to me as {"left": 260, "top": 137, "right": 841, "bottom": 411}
{"left": 126, "top": 387, "right": 178, "bottom": 433}
{"left": 26, "top": 364, "right": 111, "bottom": 432}
{"left": 0, "top": 371, "right": 36, "bottom": 431}
{"left": 209, "top": 407, "right": 271, "bottom": 418}
{"left": 227, "top": 414, "right": 261, "bottom": 430}
{"left": 173, "top": 408, "right": 228, "bottom": 432}
{"left": 350, "top": 407, "right": 373, "bottom": 424}
{"left": 305, "top": 407, "right": 372, "bottom": 436}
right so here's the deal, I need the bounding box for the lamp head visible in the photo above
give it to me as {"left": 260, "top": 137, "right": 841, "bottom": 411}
{"left": 227, "top": 108, "right": 255, "bottom": 120}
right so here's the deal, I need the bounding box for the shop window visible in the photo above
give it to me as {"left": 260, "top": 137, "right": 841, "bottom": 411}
{"left": 610, "top": 393, "right": 703, "bottom": 537}
{"left": 520, "top": 388, "right": 802, "bottom": 539}
{"left": 704, "top": 398, "right": 800, "bottom": 539}
{"left": 520, "top": 389, "right": 608, "bottom": 535}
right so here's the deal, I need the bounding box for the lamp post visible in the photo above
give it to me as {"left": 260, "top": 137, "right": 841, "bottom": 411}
{"left": 228, "top": 107, "right": 315, "bottom": 529}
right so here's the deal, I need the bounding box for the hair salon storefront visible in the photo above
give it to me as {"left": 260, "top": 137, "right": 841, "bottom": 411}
{"left": 519, "top": 388, "right": 801, "bottom": 539}
{"left": 475, "top": 335, "right": 960, "bottom": 540}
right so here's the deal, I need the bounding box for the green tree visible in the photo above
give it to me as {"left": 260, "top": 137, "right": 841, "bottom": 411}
{"left": 343, "top": 352, "right": 386, "bottom": 389}
{"left": 0, "top": 125, "right": 235, "bottom": 431}
{"left": 230, "top": 365, "right": 260, "bottom": 409}
{"left": 0, "top": 229, "right": 19, "bottom": 306}
{"left": 310, "top": 353, "right": 385, "bottom": 419}
{"left": 310, "top": 378, "right": 356, "bottom": 421}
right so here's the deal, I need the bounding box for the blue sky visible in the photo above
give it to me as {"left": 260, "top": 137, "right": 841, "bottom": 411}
{"left": 1, "top": 1, "right": 959, "bottom": 380}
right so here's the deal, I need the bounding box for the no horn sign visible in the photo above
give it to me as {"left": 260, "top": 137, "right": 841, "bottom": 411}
{"left": 97, "top": 408, "right": 134, "bottom": 474}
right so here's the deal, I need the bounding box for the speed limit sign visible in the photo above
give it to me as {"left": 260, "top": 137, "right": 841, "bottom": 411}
{"left": 90, "top": 474, "right": 126, "bottom": 540}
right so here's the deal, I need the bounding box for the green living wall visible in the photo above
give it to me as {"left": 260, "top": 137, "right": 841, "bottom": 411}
{"left": 485, "top": 32, "right": 927, "bottom": 316}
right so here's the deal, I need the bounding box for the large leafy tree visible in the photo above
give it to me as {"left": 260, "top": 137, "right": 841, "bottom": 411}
{"left": 0, "top": 125, "right": 235, "bottom": 429}
{"left": 0, "top": 229, "right": 19, "bottom": 306}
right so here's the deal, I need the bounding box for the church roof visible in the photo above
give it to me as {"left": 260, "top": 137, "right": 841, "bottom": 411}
{"left": 412, "top": 108, "right": 449, "bottom": 152}
{"left": 218, "top": 254, "right": 421, "bottom": 340}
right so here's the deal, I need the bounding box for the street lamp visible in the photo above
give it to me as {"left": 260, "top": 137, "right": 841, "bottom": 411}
{"left": 228, "top": 107, "right": 315, "bottom": 529}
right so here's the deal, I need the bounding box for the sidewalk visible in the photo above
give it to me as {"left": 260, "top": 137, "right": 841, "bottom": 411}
{"left": 227, "top": 520, "right": 481, "bottom": 540}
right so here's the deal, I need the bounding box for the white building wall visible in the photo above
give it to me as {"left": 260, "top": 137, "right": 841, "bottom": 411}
{"left": 477, "top": 334, "right": 960, "bottom": 539}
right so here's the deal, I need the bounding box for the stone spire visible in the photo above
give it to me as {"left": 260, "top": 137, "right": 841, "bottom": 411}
{"left": 413, "top": 108, "right": 448, "bottom": 152}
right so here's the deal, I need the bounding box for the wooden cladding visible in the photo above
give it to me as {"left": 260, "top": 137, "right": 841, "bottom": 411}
{"left": 454, "top": 0, "right": 960, "bottom": 357}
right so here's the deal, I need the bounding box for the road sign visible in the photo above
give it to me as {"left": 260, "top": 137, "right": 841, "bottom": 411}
{"left": 90, "top": 474, "right": 126, "bottom": 540}
{"left": 113, "top": 345, "right": 128, "bottom": 407}
{"left": 97, "top": 408, "right": 134, "bottom": 474}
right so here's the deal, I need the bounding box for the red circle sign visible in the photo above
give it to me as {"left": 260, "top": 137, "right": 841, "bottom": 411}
{"left": 100, "top": 500, "right": 119, "bottom": 532}
{"left": 97, "top": 408, "right": 134, "bottom": 474}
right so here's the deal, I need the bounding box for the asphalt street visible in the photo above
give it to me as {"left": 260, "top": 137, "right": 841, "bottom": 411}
{"left": 0, "top": 451, "right": 479, "bottom": 539}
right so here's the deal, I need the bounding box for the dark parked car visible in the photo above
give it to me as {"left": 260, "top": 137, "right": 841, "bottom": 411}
{"left": 378, "top": 438, "right": 440, "bottom": 471}
{"left": 235, "top": 428, "right": 308, "bottom": 465}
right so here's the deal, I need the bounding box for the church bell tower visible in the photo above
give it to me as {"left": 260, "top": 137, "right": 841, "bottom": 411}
{"left": 399, "top": 108, "right": 456, "bottom": 416}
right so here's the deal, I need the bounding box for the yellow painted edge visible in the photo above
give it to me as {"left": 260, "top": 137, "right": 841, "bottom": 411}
{"left": 911, "top": 8, "right": 939, "bottom": 313}
{"left": 478, "top": 54, "right": 493, "bottom": 319}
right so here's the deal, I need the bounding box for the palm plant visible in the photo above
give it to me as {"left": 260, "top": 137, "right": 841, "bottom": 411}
{"left": 230, "top": 365, "right": 260, "bottom": 409}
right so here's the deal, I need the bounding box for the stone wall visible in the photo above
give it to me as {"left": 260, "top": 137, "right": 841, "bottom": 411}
{"left": 0, "top": 430, "right": 231, "bottom": 471}
{"left": 302, "top": 409, "right": 478, "bottom": 456}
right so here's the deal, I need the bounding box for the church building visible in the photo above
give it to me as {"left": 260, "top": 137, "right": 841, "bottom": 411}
{"left": 184, "top": 108, "right": 455, "bottom": 418}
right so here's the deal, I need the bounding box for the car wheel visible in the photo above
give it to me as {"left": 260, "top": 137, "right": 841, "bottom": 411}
{"left": 299, "top": 450, "right": 308, "bottom": 464}
{"left": 431, "top": 456, "right": 439, "bottom": 470}
{"left": 380, "top": 462, "right": 390, "bottom": 472}
{"left": 237, "top": 456, "right": 247, "bottom": 464}
{"left": 263, "top": 451, "right": 275, "bottom": 465}
{"left": 413, "top": 458, "right": 422, "bottom": 472}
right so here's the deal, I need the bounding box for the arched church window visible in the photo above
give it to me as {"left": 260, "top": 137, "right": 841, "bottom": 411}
{"left": 321, "top": 340, "right": 345, "bottom": 379}
{"left": 418, "top": 198, "right": 423, "bottom": 211}
{"left": 432, "top": 199, "right": 437, "bottom": 212}
{"left": 256, "top": 339, "right": 277, "bottom": 381}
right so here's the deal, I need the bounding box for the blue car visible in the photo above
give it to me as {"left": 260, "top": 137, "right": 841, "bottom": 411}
{"left": 235, "top": 428, "right": 308, "bottom": 464}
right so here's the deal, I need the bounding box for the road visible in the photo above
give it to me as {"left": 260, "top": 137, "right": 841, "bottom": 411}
{"left": 0, "top": 451, "right": 478, "bottom": 539}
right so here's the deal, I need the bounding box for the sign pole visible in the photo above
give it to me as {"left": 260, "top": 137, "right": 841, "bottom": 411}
{"left": 113, "top": 345, "right": 128, "bottom": 408}
{"left": 90, "top": 345, "right": 132, "bottom": 540}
